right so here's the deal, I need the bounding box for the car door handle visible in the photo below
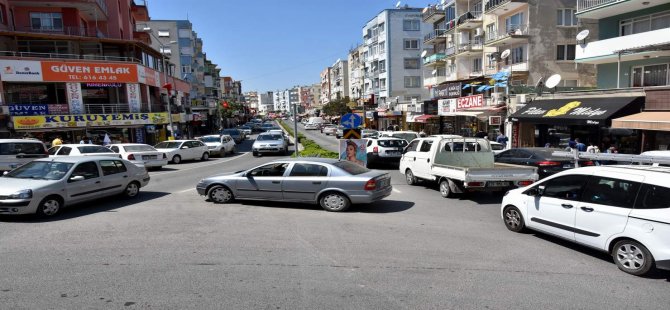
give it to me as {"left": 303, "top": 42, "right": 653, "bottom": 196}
{"left": 427, "top": 159, "right": 430, "bottom": 163}
{"left": 123, "top": 175, "right": 128, "bottom": 178}
{"left": 312, "top": 181, "right": 322, "bottom": 185}
{"left": 581, "top": 206, "right": 594, "bottom": 212}
{"left": 95, "top": 181, "right": 101, "bottom": 184}
{"left": 561, "top": 204, "right": 573, "bottom": 209}
{"left": 272, "top": 181, "right": 281, "bottom": 184}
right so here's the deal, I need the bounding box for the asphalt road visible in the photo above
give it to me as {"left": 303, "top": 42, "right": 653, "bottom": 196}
{"left": 0, "top": 132, "right": 668, "bottom": 309}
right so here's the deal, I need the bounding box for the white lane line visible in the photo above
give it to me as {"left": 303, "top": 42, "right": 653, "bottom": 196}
{"left": 177, "top": 188, "right": 195, "bottom": 193}
{"left": 392, "top": 188, "right": 402, "bottom": 194}
{"left": 151, "top": 153, "right": 250, "bottom": 176}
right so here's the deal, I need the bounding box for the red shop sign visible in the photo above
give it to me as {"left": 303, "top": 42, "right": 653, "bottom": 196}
{"left": 457, "top": 94, "right": 484, "bottom": 110}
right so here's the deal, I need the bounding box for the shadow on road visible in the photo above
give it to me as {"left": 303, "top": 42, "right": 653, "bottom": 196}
{"left": 0, "top": 191, "right": 170, "bottom": 223}
{"left": 227, "top": 198, "right": 413, "bottom": 213}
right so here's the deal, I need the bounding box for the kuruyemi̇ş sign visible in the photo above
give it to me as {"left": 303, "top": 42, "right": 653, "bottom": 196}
{"left": 12, "top": 113, "right": 169, "bottom": 130}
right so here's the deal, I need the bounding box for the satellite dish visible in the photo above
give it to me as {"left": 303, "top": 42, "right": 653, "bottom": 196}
{"left": 432, "top": 69, "right": 437, "bottom": 75}
{"left": 395, "top": 1, "right": 401, "bottom": 8}
{"left": 440, "top": 0, "right": 446, "bottom": 4}
{"left": 420, "top": 50, "right": 428, "bottom": 57}
{"left": 545, "top": 74, "right": 562, "bottom": 89}
{"left": 500, "top": 49, "right": 511, "bottom": 60}
{"left": 422, "top": 7, "right": 428, "bottom": 13}
{"left": 576, "top": 29, "right": 590, "bottom": 41}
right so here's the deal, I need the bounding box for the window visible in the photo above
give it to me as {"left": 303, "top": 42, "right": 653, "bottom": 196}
{"left": 505, "top": 12, "right": 524, "bottom": 33}
{"left": 635, "top": 184, "right": 670, "bottom": 209}
{"left": 404, "top": 39, "right": 419, "bottom": 49}
{"left": 178, "top": 29, "right": 191, "bottom": 38}
{"left": 0, "top": 142, "right": 45, "bottom": 155}
{"left": 556, "top": 44, "right": 576, "bottom": 61}
{"left": 378, "top": 22, "right": 385, "bottom": 34}
{"left": 100, "top": 160, "right": 127, "bottom": 176}
{"left": 509, "top": 46, "right": 524, "bottom": 64}
{"left": 248, "top": 163, "right": 288, "bottom": 177}
{"left": 379, "top": 60, "right": 386, "bottom": 72}
{"left": 485, "top": 23, "right": 496, "bottom": 41}
{"left": 557, "top": 9, "right": 578, "bottom": 26}
{"left": 180, "top": 47, "right": 193, "bottom": 56}
{"left": 473, "top": 58, "right": 482, "bottom": 72}
{"left": 288, "top": 164, "right": 328, "bottom": 177}
{"left": 379, "top": 41, "right": 386, "bottom": 54}
{"left": 404, "top": 95, "right": 421, "bottom": 101}
{"left": 403, "top": 19, "right": 420, "bottom": 31}
{"left": 419, "top": 140, "right": 433, "bottom": 152}
{"left": 380, "top": 78, "right": 386, "bottom": 90}
{"left": 181, "top": 65, "right": 192, "bottom": 74}
{"left": 404, "top": 58, "right": 420, "bottom": 69}
{"left": 621, "top": 10, "right": 670, "bottom": 36}
{"left": 157, "top": 30, "right": 170, "bottom": 37}
{"left": 581, "top": 177, "right": 641, "bottom": 208}
{"left": 632, "top": 64, "right": 669, "bottom": 87}
{"left": 70, "top": 162, "right": 100, "bottom": 180}
{"left": 404, "top": 76, "right": 421, "bottom": 88}
{"left": 30, "top": 12, "right": 63, "bottom": 30}
{"left": 405, "top": 140, "right": 420, "bottom": 152}
{"left": 58, "top": 147, "right": 72, "bottom": 156}
{"left": 0, "top": 4, "right": 6, "bottom": 25}
{"left": 539, "top": 175, "right": 589, "bottom": 201}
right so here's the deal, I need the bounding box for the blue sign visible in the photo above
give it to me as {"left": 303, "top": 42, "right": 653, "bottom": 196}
{"left": 341, "top": 113, "right": 362, "bottom": 129}
{"left": 8, "top": 104, "right": 48, "bottom": 116}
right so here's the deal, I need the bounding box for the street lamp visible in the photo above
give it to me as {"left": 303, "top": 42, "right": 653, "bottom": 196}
{"left": 144, "top": 27, "right": 177, "bottom": 139}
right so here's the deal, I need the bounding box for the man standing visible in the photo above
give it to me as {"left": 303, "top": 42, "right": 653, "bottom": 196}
{"left": 496, "top": 132, "right": 508, "bottom": 148}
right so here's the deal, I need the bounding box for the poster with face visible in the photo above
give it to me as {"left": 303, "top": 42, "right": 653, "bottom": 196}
{"left": 339, "top": 139, "right": 367, "bottom": 167}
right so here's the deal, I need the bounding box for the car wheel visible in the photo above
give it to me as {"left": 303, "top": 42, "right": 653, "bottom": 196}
{"left": 219, "top": 149, "right": 226, "bottom": 157}
{"left": 439, "top": 179, "right": 455, "bottom": 198}
{"left": 405, "top": 169, "right": 417, "bottom": 185}
{"left": 319, "top": 192, "right": 351, "bottom": 212}
{"left": 613, "top": 239, "right": 655, "bottom": 276}
{"left": 252, "top": 151, "right": 259, "bottom": 157}
{"left": 36, "top": 196, "right": 62, "bottom": 217}
{"left": 201, "top": 152, "right": 209, "bottom": 161}
{"left": 123, "top": 181, "right": 141, "bottom": 198}
{"left": 208, "top": 185, "right": 234, "bottom": 203}
{"left": 231, "top": 146, "right": 237, "bottom": 154}
{"left": 502, "top": 205, "right": 526, "bottom": 233}
{"left": 171, "top": 155, "right": 181, "bottom": 164}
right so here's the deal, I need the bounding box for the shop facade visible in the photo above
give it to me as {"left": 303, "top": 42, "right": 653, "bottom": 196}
{"left": 436, "top": 94, "right": 506, "bottom": 138}
{"left": 612, "top": 87, "right": 670, "bottom": 152}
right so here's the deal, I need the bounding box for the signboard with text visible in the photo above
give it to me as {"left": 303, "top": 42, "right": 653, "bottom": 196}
{"left": 12, "top": 113, "right": 169, "bottom": 130}
{"left": 438, "top": 99, "right": 457, "bottom": 116}
{"left": 435, "top": 82, "right": 462, "bottom": 98}
{"left": 457, "top": 94, "right": 484, "bottom": 110}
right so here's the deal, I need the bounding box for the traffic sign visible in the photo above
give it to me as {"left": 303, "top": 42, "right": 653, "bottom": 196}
{"left": 343, "top": 128, "right": 361, "bottom": 139}
{"left": 341, "top": 113, "right": 362, "bottom": 129}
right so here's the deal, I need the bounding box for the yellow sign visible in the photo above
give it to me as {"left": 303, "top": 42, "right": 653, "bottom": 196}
{"left": 544, "top": 101, "right": 581, "bottom": 117}
{"left": 13, "top": 113, "right": 169, "bottom": 130}
{"left": 343, "top": 129, "right": 361, "bottom": 139}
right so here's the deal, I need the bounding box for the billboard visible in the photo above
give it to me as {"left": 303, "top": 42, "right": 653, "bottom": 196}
{"left": 339, "top": 139, "right": 367, "bottom": 167}
{"left": 12, "top": 113, "right": 169, "bottom": 130}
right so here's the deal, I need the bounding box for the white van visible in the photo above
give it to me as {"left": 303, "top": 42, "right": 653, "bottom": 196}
{"left": 307, "top": 117, "right": 324, "bottom": 126}
{"left": 0, "top": 139, "right": 49, "bottom": 172}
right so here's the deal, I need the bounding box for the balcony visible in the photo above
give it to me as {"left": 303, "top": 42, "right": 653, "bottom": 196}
{"left": 423, "top": 53, "right": 447, "bottom": 66}
{"left": 456, "top": 11, "right": 483, "bottom": 30}
{"left": 11, "top": 25, "right": 105, "bottom": 38}
{"left": 422, "top": 5, "right": 446, "bottom": 23}
{"left": 484, "top": 24, "right": 529, "bottom": 47}
{"left": 577, "top": 0, "right": 651, "bottom": 19}
{"left": 575, "top": 27, "right": 670, "bottom": 64}
{"left": 485, "top": 0, "right": 528, "bottom": 15}
{"left": 424, "top": 29, "right": 447, "bottom": 45}
{"left": 456, "top": 39, "right": 484, "bottom": 56}
{"left": 11, "top": 0, "right": 108, "bottom": 20}
{"left": 445, "top": 19, "right": 457, "bottom": 33}
{"left": 424, "top": 75, "right": 447, "bottom": 86}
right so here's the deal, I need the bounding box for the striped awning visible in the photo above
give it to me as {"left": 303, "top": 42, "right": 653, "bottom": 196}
{"left": 612, "top": 112, "right": 670, "bottom": 131}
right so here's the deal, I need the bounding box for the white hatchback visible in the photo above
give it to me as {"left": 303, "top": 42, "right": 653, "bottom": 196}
{"left": 108, "top": 143, "right": 168, "bottom": 170}
{"left": 48, "top": 144, "right": 121, "bottom": 159}
{"left": 154, "top": 140, "right": 210, "bottom": 164}
{"left": 501, "top": 165, "right": 670, "bottom": 276}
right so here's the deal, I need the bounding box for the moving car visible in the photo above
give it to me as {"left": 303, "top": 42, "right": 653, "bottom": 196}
{"left": 252, "top": 133, "right": 289, "bottom": 156}
{"left": 48, "top": 144, "right": 122, "bottom": 159}
{"left": 304, "top": 123, "right": 320, "bottom": 130}
{"left": 198, "top": 134, "right": 236, "bottom": 157}
{"left": 0, "top": 156, "right": 150, "bottom": 217}
{"left": 322, "top": 124, "right": 338, "bottom": 135}
{"left": 238, "top": 126, "right": 253, "bottom": 136}
{"left": 366, "top": 137, "right": 408, "bottom": 167}
{"left": 221, "top": 128, "right": 245, "bottom": 144}
{"left": 108, "top": 143, "right": 168, "bottom": 170}
{"left": 380, "top": 131, "right": 420, "bottom": 142}
{"left": 501, "top": 165, "right": 670, "bottom": 276}
{"left": 196, "top": 158, "right": 392, "bottom": 212}
{"left": 362, "top": 129, "right": 379, "bottom": 139}
{"left": 494, "top": 147, "right": 594, "bottom": 179}
{"left": 0, "top": 139, "right": 48, "bottom": 172}
{"left": 154, "top": 140, "right": 209, "bottom": 164}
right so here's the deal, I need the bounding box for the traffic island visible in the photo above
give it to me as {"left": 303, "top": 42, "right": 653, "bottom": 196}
{"left": 277, "top": 120, "right": 338, "bottom": 158}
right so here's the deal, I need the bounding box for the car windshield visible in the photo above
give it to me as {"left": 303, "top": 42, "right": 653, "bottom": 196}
{"left": 4, "top": 161, "right": 74, "bottom": 180}
{"left": 333, "top": 161, "right": 370, "bottom": 175}
{"left": 257, "top": 134, "right": 283, "bottom": 141}
{"left": 379, "top": 139, "right": 408, "bottom": 147}
{"left": 78, "top": 146, "right": 114, "bottom": 153}
{"left": 0, "top": 142, "right": 45, "bottom": 155}
{"left": 124, "top": 145, "right": 157, "bottom": 152}
{"left": 155, "top": 142, "right": 181, "bottom": 149}
{"left": 199, "top": 136, "right": 221, "bottom": 143}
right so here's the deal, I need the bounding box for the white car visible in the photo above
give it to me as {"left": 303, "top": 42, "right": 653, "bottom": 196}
{"left": 108, "top": 143, "right": 168, "bottom": 170}
{"left": 198, "top": 135, "right": 236, "bottom": 157}
{"left": 379, "top": 131, "right": 420, "bottom": 142}
{"left": 154, "top": 140, "right": 209, "bottom": 164}
{"left": 0, "top": 139, "right": 48, "bottom": 172}
{"left": 501, "top": 165, "right": 670, "bottom": 276}
{"left": 304, "top": 123, "right": 320, "bottom": 130}
{"left": 48, "top": 144, "right": 121, "bottom": 159}
{"left": 489, "top": 141, "right": 506, "bottom": 155}
{"left": 366, "top": 137, "right": 408, "bottom": 168}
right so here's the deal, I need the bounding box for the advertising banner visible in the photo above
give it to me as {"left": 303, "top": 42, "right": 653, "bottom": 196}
{"left": 0, "top": 60, "right": 43, "bottom": 82}
{"left": 12, "top": 112, "right": 169, "bottom": 130}
{"left": 126, "top": 83, "right": 141, "bottom": 113}
{"left": 457, "top": 94, "right": 484, "bottom": 110}
{"left": 48, "top": 104, "right": 70, "bottom": 115}
{"left": 437, "top": 99, "right": 457, "bottom": 116}
{"left": 8, "top": 104, "right": 49, "bottom": 116}
{"left": 66, "top": 82, "right": 84, "bottom": 114}
{"left": 41, "top": 61, "right": 138, "bottom": 83}
{"left": 339, "top": 139, "right": 367, "bottom": 167}
{"left": 435, "top": 82, "right": 462, "bottom": 98}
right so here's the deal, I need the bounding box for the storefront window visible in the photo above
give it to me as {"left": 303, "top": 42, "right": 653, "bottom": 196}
{"left": 5, "top": 83, "right": 66, "bottom": 104}
{"left": 81, "top": 83, "right": 127, "bottom": 113}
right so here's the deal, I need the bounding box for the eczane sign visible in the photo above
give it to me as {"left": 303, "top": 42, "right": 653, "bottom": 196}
{"left": 457, "top": 94, "right": 484, "bottom": 110}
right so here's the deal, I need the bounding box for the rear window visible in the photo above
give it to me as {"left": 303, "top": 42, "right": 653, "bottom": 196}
{"left": 392, "top": 133, "right": 418, "bottom": 142}
{"left": 155, "top": 142, "right": 181, "bottom": 149}
{"left": 333, "top": 161, "right": 370, "bottom": 175}
{"left": 0, "top": 142, "right": 45, "bottom": 155}
{"left": 78, "top": 146, "right": 114, "bottom": 154}
{"left": 124, "top": 145, "right": 156, "bottom": 152}
{"left": 222, "top": 129, "right": 240, "bottom": 135}
{"left": 379, "top": 139, "right": 408, "bottom": 147}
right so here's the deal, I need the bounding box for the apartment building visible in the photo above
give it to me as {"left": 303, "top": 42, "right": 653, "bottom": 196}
{"left": 320, "top": 67, "right": 331, "bottom": 105}
{"left": 329, "top": 59, "right": 349, "bottom": 101}
{"left": 309, "top": 83, "right": 322, "bottom": 110}
{"left": 244, "top": 91, "right": 259, "bottom": 112}
{"left": 0, "top": 0, "right": 192, "bottom": 143}
{"left": 273, "top": 89, "right": 289, "bottom": 113}
{"left": 259, "top": 91, "right": 274, "bottom": 114}
{"left": 348, "top": 44, "right": 366, "bottom": 105}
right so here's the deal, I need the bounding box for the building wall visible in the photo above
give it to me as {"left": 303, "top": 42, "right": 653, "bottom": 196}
{"left": 597, "top": 58, "right": 670, "bottom": 89}
{"left": 598, "top": 3, "right": 670, "bottom": 40}
{"left": 106, "top": 0, "right": 134, "bottom": 40}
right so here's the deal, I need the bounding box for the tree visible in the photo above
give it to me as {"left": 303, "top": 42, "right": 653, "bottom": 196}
{"left": 322, "top": 96, "right": 350, "bottom": 116}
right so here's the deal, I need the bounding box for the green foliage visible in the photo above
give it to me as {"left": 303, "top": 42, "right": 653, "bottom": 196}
{"left": 278, "top": 120, "right": 338, "bottom": 158}
{"left": 321, "top": 96, "right": 351, "bottom": 116}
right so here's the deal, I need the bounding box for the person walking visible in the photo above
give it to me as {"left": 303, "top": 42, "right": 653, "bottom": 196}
{"left": 80, "top": 136, "right": 92, "bottom": 144}
{"left": 575, "top": 138, "right": 587, "bottom": 152}
{"left": 52, "top": 136, "right": 63, "bottom": 146}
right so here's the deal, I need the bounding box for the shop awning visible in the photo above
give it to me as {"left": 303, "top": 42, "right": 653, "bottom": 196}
{"left": 508, "top": 97, "right": 644, "bottom": 126}
{"left": 612, "top": 112, "right": 670, "bottom": 131}
{"left": 439, "top": 111, "right": 484, "bottom": 117}
{"left": 410, "top": 114, "right": 438, "bottom": 123}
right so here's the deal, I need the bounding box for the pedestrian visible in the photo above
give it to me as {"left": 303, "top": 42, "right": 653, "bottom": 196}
{"left": 575, "top": 138, "right": 587, "bottom": 152}
{"left": 52, "top": 135, "right": 63, "bottom": 146}
{"left": 568, "top": 138, "right": 577, "bottom": 149}
{"left": 496, "top": 132, "right": 508, "bottom": 147}
{"left": 475, "top": 130, "right": 487, "bottom": 139}
{"left": 586, "top": 142, "right": 600, "bottom": 153}
{"left": 80, "top": 136, "right": 92, "bottom": 144}
{"left": 419, "top": 130, "right": 427, "bottom": 137}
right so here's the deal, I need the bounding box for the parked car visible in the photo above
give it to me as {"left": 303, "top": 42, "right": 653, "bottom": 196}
{"left": 238, "top": 126, "right": 253, "bottom": 136}
{"left": 154, "top": 140, "right": 209, "bottom": 164}
{"left": 108, "top": 143, "right": 168, "bottom": 170}
{"left": 489, "top": 141, "right": 506, "bottom": 155}
{"left": 260, "top": 123, "right": 279, "bottom": 132}
{"left": 322, "top": 124, "right": 338, "bottom": 136}
{"left": 494, "top": 147, "right": 594, "bottom": 179}
{"left": 362, "top": 129, "right": 379, "bottom": 139}
{"left": 252, "top": 133, "right": 289, "bottom": 156}
{"left": 198, "top": 134, "right": 236, "bottom": 157}
{"left": 196, "top": 158, "right": 392, "bottom": 212}
{"left": 0, "top": 139, "right": 48, "bottom": 172}
{"left": 501, "top": 165, "right": 670, "bottom": 276}
{"left": 366, "top": 137, "right": 408, "bottom": 167}
{"left": 0, "top": 156, "right": 150, "bottom": 217}
{"left": 48, "top": 144, "right": 121, "bottom": 159}
{"left": 335, "top": 125, "right": 345, "bottom": 139}
{"left": 221, "top": 128, "right": 245, "bottom": 144}
{"left": 304, "top": 123, "right": 320, "bottom": 130}
{"left": 379, "top": 131, "right": 420, "bottom": 142}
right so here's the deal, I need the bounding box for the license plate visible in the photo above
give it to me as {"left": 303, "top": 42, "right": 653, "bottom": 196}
{"left": 387, "top": 151, "right": 400, "bottom": 155}
{"left": 143, "top": 155, "right": 157, "bottom": 160}
{"left": 563, "top": 164, "right": 573, "bottom": 168}
{"left": 488, "top": 181, "right": 510, "bottom": 187}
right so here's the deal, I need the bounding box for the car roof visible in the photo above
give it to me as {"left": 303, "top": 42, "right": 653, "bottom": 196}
{"left": 56, "top": 144, "right": 109, "bottom": 147}
{"left": 35, "top": 156, "right": 124, "bottom": 163}
{"left": 1, "top": 139, "right": 45, "bottom": 143}
{"left": 374, "top": 137, "right": 405, "bottom": 140}
{"left": 109, "top": 143, "right": 150, "bottom": 146}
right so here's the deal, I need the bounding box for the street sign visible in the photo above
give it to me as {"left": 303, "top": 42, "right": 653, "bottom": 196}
{"left": 343, "top": 128, "right": 361, "bottom": 139}
{"left": 341, "top": 113, "right": 362, "bottom": 129}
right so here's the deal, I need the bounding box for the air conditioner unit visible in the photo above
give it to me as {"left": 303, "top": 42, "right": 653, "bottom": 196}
{"left": 475, "top": 28, "right": 483, "bottom": 37}
{"left": 415, "top": 103, "right": 423, "bottom": 113}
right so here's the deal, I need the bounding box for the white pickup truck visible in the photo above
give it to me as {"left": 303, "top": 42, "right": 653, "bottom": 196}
{"left": 399, "top": 136, "right": 539, "bottom": 198}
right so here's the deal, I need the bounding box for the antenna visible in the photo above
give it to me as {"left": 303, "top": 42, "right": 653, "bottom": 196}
{"left": 545, "top": 74, "right": 562, "bottom": 93}
{"left": 500, "top": 49, "right": 511, "bottom": 60}
{"left": 395, "top": 1, "right": 401, "bottom": 8}
{"left": 420, "top": 50, "right": 428, "bottom": 58}
{"left": 576, "top": 29, "right": 590, "bottom": 44}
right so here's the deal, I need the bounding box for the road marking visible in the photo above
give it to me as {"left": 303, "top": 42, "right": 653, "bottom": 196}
{"left": 177, "top": 188, "right": 195, "bottom": 193}
{"left": 151, "top": 153, "right": 250, "bottom": 176}
{"left": 393, "top": 188, "right": 402, "bottom": 194}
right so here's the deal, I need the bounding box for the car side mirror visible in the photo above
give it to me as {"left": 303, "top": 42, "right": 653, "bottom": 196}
{"left": 69, "top": 175, "right": 85, "bottom": 182}
{"left": 525, "top": 185, "right": 545, "bottom": 196}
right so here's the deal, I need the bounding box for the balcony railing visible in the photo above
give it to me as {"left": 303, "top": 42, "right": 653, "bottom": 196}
{"left": 423, "top": 53, "right": 446, "bottom": 64}
{"left": 0, "top": 51, "right": 141, "bottom": 63}
{"left": 457, "top": 11, "right": 483, "bottom": 25}
{"left": 12, "top": 26, "right": 105, "bottom": 38}
{"left": 577, "top": 0, "right": 619, "bottom": 12}
{"left": 445, "top": 19, "right": 457, "bottom": 32}
{"left": 485, "top": 24, "right": 529, "bottom": 43}
{"left": 446, "top": 45, "right": 456, "bottom": 56}
{"left": 485, "top": 0, "right": 527, "bottom": 12}
{"left": 422, "top": 5, "right": 446, "bottom": 21}
{"left": 458, "top": 39, "right": 484, "bottom": 52}
{"left": 424, "top": 29, "right": 446, "bottom": 43}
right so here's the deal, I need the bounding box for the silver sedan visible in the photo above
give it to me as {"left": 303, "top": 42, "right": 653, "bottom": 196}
{"left": 196, "top": 158, "right": 392, "bottom": 212}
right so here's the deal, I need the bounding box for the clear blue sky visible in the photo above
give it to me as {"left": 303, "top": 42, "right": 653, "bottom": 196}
{"left": 148, "top": 0, "right": 430, "bottom": 93}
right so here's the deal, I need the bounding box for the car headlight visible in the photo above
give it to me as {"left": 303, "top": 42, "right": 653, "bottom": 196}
{"left": 9, "top": 189, "right": 32, "bottom": 199}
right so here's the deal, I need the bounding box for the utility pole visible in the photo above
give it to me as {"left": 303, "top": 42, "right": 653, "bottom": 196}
{"left": 293, "top": 103, "right": 299, "bottom": 157}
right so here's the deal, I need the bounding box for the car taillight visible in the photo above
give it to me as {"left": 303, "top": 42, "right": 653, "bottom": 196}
{"left": 364, "top": 179, "right": 376, "bottom": 191}
{"left": 373, "top": 146, "right": 379, "bottom": 154}
{"left": 517, "top": 180, "right": 534, "bottom": 186}
{"left": 467, "top": 182, "right": 484, "bottom": 187}
{"left": 537, "top": 161, "right": 561, "bottom": 167}
{"left": 127, "top": 154, "right": 135, "bottom": 160}
{"left": 582, "top": 161, "right": 594, "bottom": 166}
{"left": 163, "top": 153, "right": 167, "bottom": 159}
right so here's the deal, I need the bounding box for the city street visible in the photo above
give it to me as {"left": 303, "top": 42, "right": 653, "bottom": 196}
{"left": 0, "top": 132, "right": 668, "bottom": 309}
